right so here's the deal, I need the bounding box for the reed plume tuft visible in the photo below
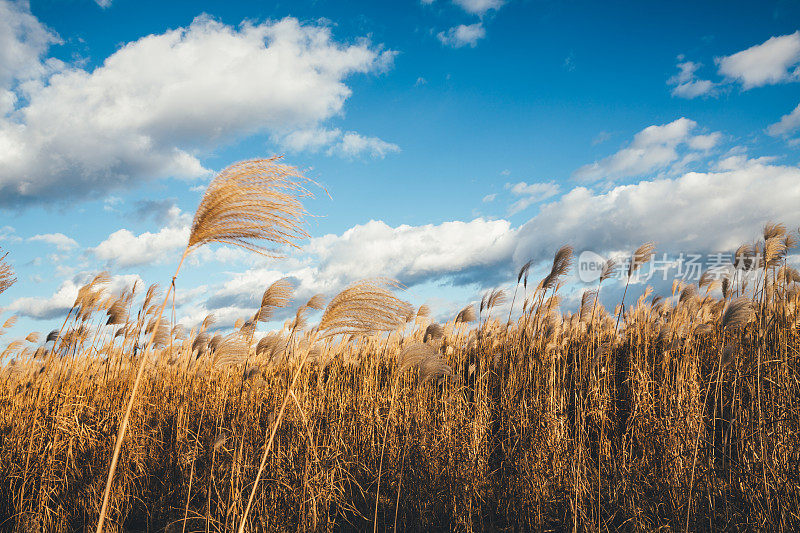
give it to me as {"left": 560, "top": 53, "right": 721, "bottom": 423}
{"left": 455, "top": 304, "right": 476, "bottom": 324}
{"left": 188, "top": 157, "right": 312, "bottom": 255}
{"left": 628, "top": 242, "right": 655, "bottom": 276}
{"left": 721, "top": 297, "right": 755, "bottom": 330}
{"left": 317, "top": 279, "right": 413, "bottom": 338}
{"left": 257, "top": 278, "right": 294, "bottom": 322}
{"left": 0, "top": 249, "right": 16, "bottom": 295}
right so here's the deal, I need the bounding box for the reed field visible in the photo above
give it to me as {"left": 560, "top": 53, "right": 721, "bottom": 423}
{"left": 1, "top": 158, "right": 800, "bottom": 532}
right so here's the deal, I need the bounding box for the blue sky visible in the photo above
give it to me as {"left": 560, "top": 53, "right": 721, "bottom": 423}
{"left": 1, "top": 0, "right": 800, "bottom": 339}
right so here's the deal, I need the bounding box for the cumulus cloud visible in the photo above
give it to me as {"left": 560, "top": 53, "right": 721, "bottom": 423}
{"left": 328, "top": 132, "right": 401, "bottom": 158}
{"left": 276, "top": 127, "right": 399, "bottom": 158}
{"left": 0, "top": 225, "right": 21, "bottom": 243}
{"left": 28, "top": 232, "right": 78, "bottom": 251}
{"left": 90, "top": 206, "right": 191, "bottom": 268}
{"left": 437, "top": 23, "right": 485, "bottom": 48}
{"left": 452, "top": 0, "right": 504, "bottom": 15}
{"left": 717, "top": 31, "right": 800, "bottom": 89}
{"left": 0, "top": 0, "right": 61, "bottom": 89}
{"left": 0, "top": 7, "right": 396, "bottom": 206}
{"left": 308, "top": 218, "right": 517, "bottom": 286}
{"left": 515, "top": 156, "right": 800, "bottom": 263}
{"left": 668, "top": 60, "right": 715, "bottom": 98}
{"left": 276, "top": 127, "right": 343, "bottom": 153}
{"left": 573, "top": 118, "right": 720, "bottom": 181}
{"left": 91, "top": 226, "right": 189, "bottom": 269}
{"left": 767, "top": 103, "right": 800, "bottom": 137}
{"left": 505, "top": 181, "right": 559, "bottom": 215}
{"left": 190, "top": 218, "right": 518, "bottom": 326}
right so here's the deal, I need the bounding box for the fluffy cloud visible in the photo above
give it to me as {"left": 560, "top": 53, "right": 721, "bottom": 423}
{"left": 328, "top": 132, "right": 401, "bottom": 158}
{"left": 0, "top": 0, "right": 60, "bottom": 89}
{"left": 276, "top": 128, "right": 400, "bottom": 158}
{"left": 452, "top": 0, "right": 504, "bottom": 15}
{"left": 505, "top": 181, "right": 559, "bottom": 214}
{"left": 0, "top": 7, "right": 395, "bottom": 206}
{"left": 28, "top": 232, "right": 78, "bottom": 251}
{"left": 437, "top": 23, "right": 485, "bottom": 48}
{"left": 515, "top": 156, "right": 800, "bottom": 263}
{"left": 308, "top": 218, "right": 517, "bottom": 285}
{"left": 668, "top": 60, "right": 715, "bottom": 98}
{"left": 717, "top": 31, "right": 800, "bottom": 89}
{"left": 767, "top": 103, "right": 800, "bottom": 137}
{"left": 90, "top": 206, "right": 191, "bottom": 268}
{"left": 422, "top": 0, "right": 504, "bottom": 15}
{"left": 573, "top": 118, "right": 720, "bottom": 181}
{"left": 277, "top": 127, "right": 343, "bottom": 153}
{"left": 91, "top": 226, "right": 189, "bottom": 268}
{"left": 192, "top": 217, "right": 518, "bottom": 326}
{"left": 0, "top": 225, "right": 22, "bottom": 243}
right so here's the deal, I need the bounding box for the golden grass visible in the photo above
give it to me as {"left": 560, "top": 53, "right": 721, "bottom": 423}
{"left": 1, "top": 170, "right": 800, "bottom": 531}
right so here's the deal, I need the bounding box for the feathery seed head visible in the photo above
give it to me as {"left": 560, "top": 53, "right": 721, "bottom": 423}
{"left": 423, "top": 323, "right": 444, "bottom": 343}
{"left": 517, "top": 260, "right": 533, "bottom": 284}
{"left": 257, "top": 278, "right": 293, "bottom": 322}
{"left": 721, "top": 297, "right": 755, "bottom": 330}
{"left": 763, "top": 221, "right": 786, "bottom": 241}
{"left": 188, "top": 157, "right": 312, "bottom": 256}
{"left": 305, "top": 294, "right": 326, "bottom": 311}
{"left": 0, "top": 249, "right": 16, "bottom": 296}
{"left": 317, "top": 278, "right": 413, "bottom": 339}
{"left": 600, "top": 258, "right": 617, "bottom": 283}
{"left": 628, "top": 242, "right": 655, "bottom": 277}
{"left": 455, "top": 304, "right": 476, "bottom": 324}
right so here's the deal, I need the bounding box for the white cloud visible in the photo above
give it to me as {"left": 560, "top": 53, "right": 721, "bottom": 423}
{"left": 94, "top": 0, "right": 112, "bottom": 8}
{"left": 437, "top": 23, "right": 485, "bottom": 48}
{"left": 767, "top": 103, "right": 800, "bottom": 137}
{"left": 328, "top": 132, "right": 401, "bottom": 158}
{"left": 91, "top": 226, "right": 189, "bottom": 268}
{"left": 505, "top": 181, "right": 559, "bottom": 214}
{"left": 0, "top": 0, "right": 61, "bottom": 89}
{"left": 482, "top": 193, "right": 496, "bottom": 202}
{"left": 717, "top": 31, "right": 800, "bottom": 89}
{"left": 687, "top": 132, "right": 723, "bottom": 151}
{"left": 668, "top": 60, "right": 715, "bottom": 98}
{"left": 0, "top": 8, "right": 396, "bottom": 206}
{"left": 28, "top": 232, "right": 78, "bottom": 251}
{"left": 276, "top": 127, "right": 342, "bottom": 152}
{"left": 515, "top": 156, "right": 800, "bottom": 263}
{"left": 452, "top": 0, "right": 504, "bottom": 15}
{"left": 89, "top": 205, "right": 263, "bottom": 269}
{"left": 308, "top": 218, "right": 516, "bottom": 285}
{"left": 276, "top": 127, "right": 399, "bottom": 158}
{"left": 189, "top": 217, "right": 518, "bottom": 326}
{"left": 90, "top": 206, "right": 191, "bottom": 268}
{"left": 573, "top": 118, "right": 720, "bottom": 181}
{"left": 0, "top": 225, "right": 21, "bottom": 243}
